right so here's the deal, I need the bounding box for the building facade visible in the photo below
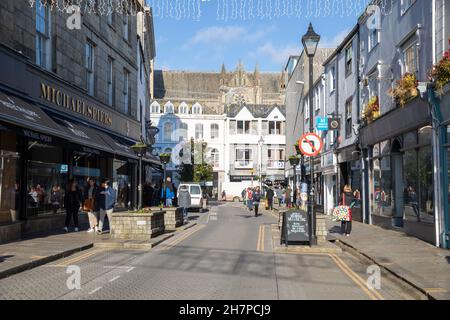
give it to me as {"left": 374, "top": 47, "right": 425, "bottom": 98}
{"left": 151, "top": 63, "right": 286, "bottom": 198}
{"left": 0, "top": 0, "right": 158, "bottom": 242}
{"left": 285, "top": 0, "right": 450, "bottom": 248}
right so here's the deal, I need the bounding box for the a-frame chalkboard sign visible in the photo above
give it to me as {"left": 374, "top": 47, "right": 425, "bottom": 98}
{"left": 280, "top": 210, "right": 310, "bottom": 246}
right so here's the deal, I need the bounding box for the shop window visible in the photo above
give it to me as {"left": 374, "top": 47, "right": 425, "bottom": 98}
{"left": 0, "top": 130, "right": 21, "bottom": 223}
{"left": 373, "top": 157, "right": 392, "bottom": 217}
{"left": 403, "top": 149, "right": 419, "bottom": 221}
{"left": 418, "top": 146, "right": 434, "bottom": 222}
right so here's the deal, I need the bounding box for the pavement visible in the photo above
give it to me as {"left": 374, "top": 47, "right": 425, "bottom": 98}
{"left": 325, "top": 218, "right": 450, "bottom": 300}
{"left": 0, "top": 213, "right": 200, "bottom": 280}
{"left": 0, "top": 202, "right": 427, "bottom": 300}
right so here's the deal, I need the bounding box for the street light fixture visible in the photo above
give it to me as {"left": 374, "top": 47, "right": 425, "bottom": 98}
{"left": 131, "top": 137, "right": 148, "bottom": 210}
{"left": 302, "top": 22, "right": 320, "bottom": 246}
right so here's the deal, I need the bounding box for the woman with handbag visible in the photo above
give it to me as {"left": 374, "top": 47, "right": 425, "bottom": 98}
{"left": 340, "top": 185, "right": 354, "bottom": 236}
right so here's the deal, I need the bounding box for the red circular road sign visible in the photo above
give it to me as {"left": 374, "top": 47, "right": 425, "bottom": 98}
{"left": 298, "top": 133, "right": 324, "bottom": 157}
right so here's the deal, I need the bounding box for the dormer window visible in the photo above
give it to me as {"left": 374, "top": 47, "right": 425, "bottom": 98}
{"left": 164, "top": 102, "right": 174, "bottom": 114}
{"left": 150, "top": 101, "right": 161, "bottom": 113}
{"left": 178, "top": 102, "right": 189, "bottom": 114}
{"left": 192, "top": 102, "right": 202, "bottom": 115}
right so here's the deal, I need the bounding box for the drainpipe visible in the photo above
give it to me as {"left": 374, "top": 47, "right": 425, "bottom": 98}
{"left": 427, "top": 84, "right": 445, "bottom": 248}
{"left": 335, "top": 55, "right": 340, "bottom": 205}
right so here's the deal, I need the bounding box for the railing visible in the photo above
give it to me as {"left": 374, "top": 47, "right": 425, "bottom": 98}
{"left": 234, "top": 161, "right": 254, "bottom": 169}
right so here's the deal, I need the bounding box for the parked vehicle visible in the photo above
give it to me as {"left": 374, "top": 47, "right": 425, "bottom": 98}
{"left": 177, "top": 183, "right": 203, "bottom": 210}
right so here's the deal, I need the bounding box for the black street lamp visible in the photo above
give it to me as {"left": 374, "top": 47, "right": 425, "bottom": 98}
{"left": 302, "top": 22, "right": 320, "bottom": 246}
{"left": 131, "top": 137, "right": 148, "bottom": 210}
{"left": 201, "top": 141, "right": 207, "bottom": 196}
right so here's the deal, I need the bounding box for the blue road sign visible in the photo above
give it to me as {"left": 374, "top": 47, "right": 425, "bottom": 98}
{"left": 316, "top": 117, "right": 329, "bottom": 131}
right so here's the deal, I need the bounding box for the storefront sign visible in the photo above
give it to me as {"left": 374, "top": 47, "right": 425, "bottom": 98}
{"left": 316, "top": 117, "right": 329, "bottom": 131}
{"left": 230, "top": 175, "right": 254, "bottom": 182}
{"left": 22, "top": 129, "right": 52, "bottom": 143}
{"left": 40, "top": 83, "right": 113, "bottom": 127}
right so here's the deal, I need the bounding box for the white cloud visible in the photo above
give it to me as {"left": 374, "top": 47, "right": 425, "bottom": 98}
{"left": 183, "top": 25, "right": 275, "bottom": 50}
{"left": 254, "top": 42, "right": 301, "bottom": 66}
{"left": 319, "top": 28, "right": 352, "bottom": 48}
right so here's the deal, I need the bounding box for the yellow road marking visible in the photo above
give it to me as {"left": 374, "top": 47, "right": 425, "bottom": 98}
{"left": 54, "top": 249, "right": 104, "bottom": 267}
{"left": 159, "top": 225, "right": 205, "bottom": 251}
{"left": 329, "top": 254, "right": 384, "bottom": 300}
{"left": 424, "top": 288, "right": 447, "bottom": 293}
{"left": 257, "top": 225, "right": 265, "bottom": 252}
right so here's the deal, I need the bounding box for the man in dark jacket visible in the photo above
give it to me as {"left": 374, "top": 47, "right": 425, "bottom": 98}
{"left": 266, "top": 187, "right": 274, "bottom": 210}
{"left": 64, "top": 180, "right": 83, "bottom": 232}
{"left": 252, "top": 186, "right": 262, "bottom": 217}
{"left": 97, "top": 179, "right": 116, "bottom": 234}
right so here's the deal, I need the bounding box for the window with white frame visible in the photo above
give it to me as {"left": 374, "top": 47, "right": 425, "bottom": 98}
{"left": 267, "top": 148, "right": 285, "bottom": 169}
{"left": 237, "top": 121, "right": 251, "bottom": 134}
{"left": 195, "top": 123, "right": 203, "bottom": 139}
{"left": 192, "top": 103, "right": 202, "bottom": 114}
{"left": 123, "top": 69, "right": 130, "bottom": 114}
{"left": 178, "top": 102, "right": 188, "bottom": 114}
{"left": 150, "top": 101, "right": 160, "bottom": 113}
{"left": 314, "top": 87, "right": 320, "bottom": 111}
{"left": 401, "top": 0, "right": 417, "bottom": 15}
{"left": 210, "top": 149, "right": 220, "bottom": 168}
{"left": 345, "top": 44, "right": 353, "bottom": 76}
{"left": 85, "top": 42, "right": 95, "bottom": 96}
{"left": 164, "top": 122, "right": 173, "bottom": 141}
{"left": 210, "top": 124, "right": 219, "bottom": 139}
{"left": 179, "top": 123, "right": 188, "bottom": 141}
{"left": 164, "top": 102, "right": 174, "bottom": 114}
{"left": 304, "top": 100, "right": 310, "bottom": 120}
{"left": 345, "top": 98, "right": 353, "bottom": 138}
{"left": 107, "top": 57, "right": 114, "bottom": 106}
{"left": 369, "top": 27, "right": 379, "bottom": 52}
{"left": 235, "top": 148, "right": 252, "bottom": 166}
{"left": 368, "top": 70, "right": 379, "bottom": 99}
{"left": 329, "top": 66, "right": 336, "bottom": 92}
{"left": 36, "top": 1, "right": 52, "bottom": 70}
{"left": 402, "top": 40, "right": 419, "bottom": 76}
{"left": 268, "top": 121, "right": 284, "bottom": 135}
{"left": 123, "top": 13, "right": 130, "bottom": 41}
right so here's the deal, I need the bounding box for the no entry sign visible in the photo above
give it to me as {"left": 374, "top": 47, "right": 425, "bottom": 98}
{"left": 299, "top": 133, "right": 323, "bottom": 157}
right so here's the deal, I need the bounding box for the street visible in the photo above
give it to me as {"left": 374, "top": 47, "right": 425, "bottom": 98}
{"left": 0, "top": 203, "right": 425, "bottom": 300}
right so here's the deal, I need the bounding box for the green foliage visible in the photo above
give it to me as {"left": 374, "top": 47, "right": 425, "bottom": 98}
{"left": 194, "top": 163, "right": 214, "bottom": 183}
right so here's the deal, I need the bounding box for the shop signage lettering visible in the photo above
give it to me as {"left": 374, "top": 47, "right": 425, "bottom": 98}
{"left": 40, "top": 83, "right": 113, "bottom": 127}
{"left": 23, "top": 129, "right": 52, "bottom": 143}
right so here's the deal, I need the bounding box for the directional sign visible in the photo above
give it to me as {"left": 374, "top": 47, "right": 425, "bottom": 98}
{"left": 316, "top": 117, "right": 329, "bottom": 131}
{"left": 298, "top": 133, "right": 324, "bottom": 157}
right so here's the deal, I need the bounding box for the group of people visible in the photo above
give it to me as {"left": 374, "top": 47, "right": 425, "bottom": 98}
{"left": 63, "top": 178, "right": 116, "bottom": 233}
{"left": 241, "top": 186, "right": 262, "bottom": 217}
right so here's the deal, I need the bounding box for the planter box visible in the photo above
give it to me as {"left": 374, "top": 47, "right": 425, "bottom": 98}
{"left": 110, "top": 211, "right": 165, "bottom": 241}
{"left": 163, "top": 207, "right": 184, "bottom": 231}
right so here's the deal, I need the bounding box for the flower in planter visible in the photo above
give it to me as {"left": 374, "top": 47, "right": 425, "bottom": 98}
{"left": 362, "top": 96, "right": 381, "bottom": 124}
{"left": 429, "top": 39, "right": 450, "bottom": 94}
{"left": 389, "top": 72, "right": 419, "bottom": 107}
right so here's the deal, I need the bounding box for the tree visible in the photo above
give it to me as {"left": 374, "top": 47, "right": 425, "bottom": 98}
{"left": 194, "top": 163, "right": 214, "bottom": 183}
{"left": 176, "top": 139, "right": 211, "bottom": 182}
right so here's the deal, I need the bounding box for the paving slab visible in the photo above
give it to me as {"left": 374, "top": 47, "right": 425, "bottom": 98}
{"left": 326, "top": 218, "right": 450, "bottom": 300}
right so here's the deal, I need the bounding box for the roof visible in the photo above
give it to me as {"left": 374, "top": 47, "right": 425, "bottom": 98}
{"left": 322, "top": 25, "right": 359, "bottom": 66}
{"left": 226, "top": 104, "right": 286, "bottom": 118}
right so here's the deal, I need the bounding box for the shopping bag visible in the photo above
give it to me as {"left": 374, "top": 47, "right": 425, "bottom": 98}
{"left": 332, "top": 206, "right": 351, "bottom": 222}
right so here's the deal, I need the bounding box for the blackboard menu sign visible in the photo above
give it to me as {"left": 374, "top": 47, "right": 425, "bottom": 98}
{"left": 281, "top": 210, "right": 310, "bottom": 245}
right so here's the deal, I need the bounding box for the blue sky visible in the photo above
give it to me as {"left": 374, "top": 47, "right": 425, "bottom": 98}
{"left": 148, "top": 0, "right": 369, "bottom": 72}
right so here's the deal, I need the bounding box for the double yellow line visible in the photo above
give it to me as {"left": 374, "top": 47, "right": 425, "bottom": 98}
{"left": 257, "top": 225, "right": 265, "bottom": 252}
{"left": 52, "top": 249, "right": 105, "bottom": 267}
{"left": 158, "top": 224, "right": 205, "bottom": 251}
{"left": 329, "top": 253, "right": 384, "bottom": 300}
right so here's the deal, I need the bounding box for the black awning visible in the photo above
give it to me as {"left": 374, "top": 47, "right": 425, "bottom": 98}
{"left": 0, "top": 91, "right": 64, "bottom": 137}
{"left": 143, "top": 151, "right": 162, "bottom": 167}
{"left": 97, "top": 133, "right": 138, "bottom": 160}
{"left": 52, "top": 117, "right": 115, "bottom": 154}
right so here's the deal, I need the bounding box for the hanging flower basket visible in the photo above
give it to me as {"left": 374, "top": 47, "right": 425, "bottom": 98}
{"left": 289, "top": 155, "right": 300, "bottom": 166}
{"left": 159, "top": 153, "right": 171, "bottom": 164}
{"left": 362, "top": 96, "right": 381, "bottom": 124}
{"left": 294, "top": 142, "right": 301, "bottom": 155}
{"left": 429, "top": 39, "right": 450, "bottom": 95}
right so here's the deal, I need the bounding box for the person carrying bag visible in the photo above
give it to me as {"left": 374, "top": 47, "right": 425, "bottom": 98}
{"left": 332, "top": 185, "right": 354, "bottom": 236}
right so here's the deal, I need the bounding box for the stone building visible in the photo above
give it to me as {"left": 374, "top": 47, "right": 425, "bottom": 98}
{"left": 151, "top": 62, "right": 286, "bottom": 198}
{"left": 0, "top": 0, "right": 157, "bottom": 242}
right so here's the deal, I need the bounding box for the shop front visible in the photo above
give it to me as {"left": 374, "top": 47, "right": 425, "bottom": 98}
{"left": 0, "top": 45, "right": 160, "bottom": 242}
{"left": 360, "top": 96, "right": 436, "bottom": 244}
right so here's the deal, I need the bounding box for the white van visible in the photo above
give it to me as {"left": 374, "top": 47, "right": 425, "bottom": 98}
{"left": 177, "top": 183, "right": 203, "bottom": 209}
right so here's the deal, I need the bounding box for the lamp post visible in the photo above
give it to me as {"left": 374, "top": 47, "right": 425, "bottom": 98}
{"left": 302, "top": 22, "right": 320, "bottom": 245}
{"left": 201, "top": 141, "right": 207, "bottom": 197}
{"left": 131, "top": 138, "right": 148, "bottom": 210}
{"left": 258, "top": 136, "right": 264, "bottom": 191}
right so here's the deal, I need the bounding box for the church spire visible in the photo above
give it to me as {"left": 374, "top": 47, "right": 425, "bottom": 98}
{"left": 254, "top": 64, "right": 260, "bottom": 86}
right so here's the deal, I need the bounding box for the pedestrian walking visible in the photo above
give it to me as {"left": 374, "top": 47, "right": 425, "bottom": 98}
{"left": 275, "top": 187, "right": 283, "bottom": 207}
{"left": 246, "top": 187, "right": 253, "bottom": 211}
{"left": 97, "top": 179, "right": 116, "bottom": 234}
{"left": 252, "top": 186, "right": 261, "bottom": 217}
{"left": 285, "top": 186, "right": 292, "bottom": 208}
{"left": 178, "top": 185, "right": 191, "bottom": 224}
{"left": 266, "top": 187, "right": 274, "bottom": 210}
{"left": 221, "top": 190, "right": 226, "bottom": 201}
{"left": 161, "top": 178, "right": 175, "bottom": 207}
{"left": 63, "top": 180, "right": 83, "bottom": 232}
{"left": 50, "top": 185, "right": 62, "bottom": 214}
{"left": 340, "top": 185, "right": 354, "bottom": 236}
{"left": 241, "top": 188, "right": 246, "bottom": 206}
{"left": 84, "top": 178, "right": 100, "bottom": 233}
{"left": 295, "top": 187, "right": 301, "bottom": 208}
